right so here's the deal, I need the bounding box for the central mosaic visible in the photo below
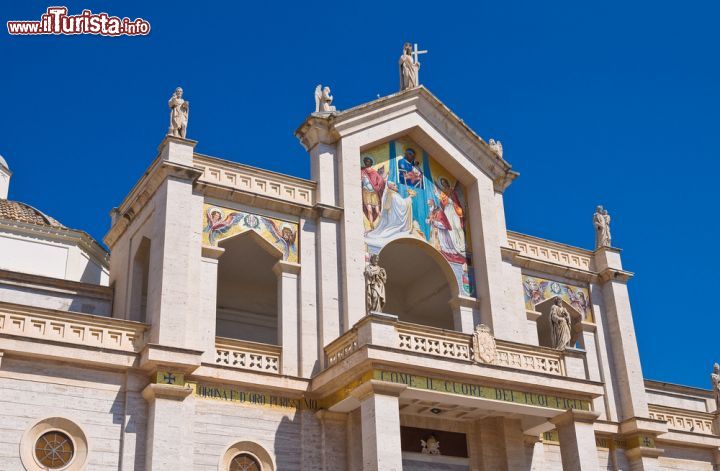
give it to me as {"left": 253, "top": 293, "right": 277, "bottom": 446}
{"left": 361, "top": 138, "right": 475, "bottom": 296}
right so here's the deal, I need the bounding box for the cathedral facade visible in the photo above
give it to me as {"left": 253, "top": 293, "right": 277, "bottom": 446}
{"left": 0, "top": 78, "right": 717, "bottom": 470}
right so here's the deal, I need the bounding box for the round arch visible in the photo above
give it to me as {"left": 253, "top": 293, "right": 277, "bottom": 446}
{"left": 219, "top": 441, "right": 275, "bottom": 471}
{"left": 378, "top": 237, "right": 459, "bottom": 329}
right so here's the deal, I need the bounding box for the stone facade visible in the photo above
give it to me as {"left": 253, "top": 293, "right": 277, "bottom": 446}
{"left": 0, "top": 85, "right": 717, "bottom": 471}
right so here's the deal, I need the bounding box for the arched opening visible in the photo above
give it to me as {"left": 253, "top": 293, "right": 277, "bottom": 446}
{"left": 378, "top": 237, "right": 458, "bottom": 330}
{"left": 129, "top": 237, "right": 150, "bottom": 322}
{"left": 216, "top": 231, "right": 282, "bottom": 344}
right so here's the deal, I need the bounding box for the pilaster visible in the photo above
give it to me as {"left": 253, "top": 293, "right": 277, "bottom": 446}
{"left": 350, "top": 380, "right": 406, "bottom": 471}
{"left": 449, "top": 295, "right": 479, "bottom": 334}
{"left": 199, "top": 245, "right": 224, "bottom": 363}
{"left": 550, "top": 408, "right": 601, "bottom": 471}
{"left": 274, "top": 260, "right": 301, "bottom": 376}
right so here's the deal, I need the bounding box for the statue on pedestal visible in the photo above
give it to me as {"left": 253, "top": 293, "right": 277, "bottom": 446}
{"left": 364, "top": 254, "right": 387, "bottom": 314}
{"left": 594, "top": 205, "right": 612, "bottom": 248}
{"left": 550, "top": 298, "right": 572, "bottom": 350}
{"left": 711, "top": 363, "right": 720, "bottom": 410}
{"left": 399, "top": 42, "right": 426, "bottom": 90}
{"left": 168, "top": 87, "right": 189, "bottom": 138}
{"left": 472, "top": 323, "right": 497, "bottom": 364}
{"left": 314, "top": 85, "right": 336, "bottom": 113}
{"left": 488, "top": 139, "right": 503, "bottom": 158}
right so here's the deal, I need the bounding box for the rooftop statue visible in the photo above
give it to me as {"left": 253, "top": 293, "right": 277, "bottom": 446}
{"left": 488, "top": 138, "right": 503, "bottom": 158}
{"left": 712, "top": 363, "right": 720, "bottom": 410}
{"left": 168, "top": 87, "right": 189, "bottom": 138}
{"left": 594, "top": 205, "right": 612, "bottom": 248}
{"left": 399, "top": 42, "right": 426, "bottom": 91}
{"left": 314, "top": 85, "right": 336, "bottom": 113}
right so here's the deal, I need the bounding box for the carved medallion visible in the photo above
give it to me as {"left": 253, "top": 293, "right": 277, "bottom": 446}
{"left": 472, "top": 324, "right": 496, "bottom": 364}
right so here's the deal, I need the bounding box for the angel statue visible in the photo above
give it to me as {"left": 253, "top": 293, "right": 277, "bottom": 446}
{"left": 421, "top": 434, "right": 441, "bottom": 455}
{"left": 168, "top": 87, "right": 189, "bottom": 138}
{"left": 262, "top": 218, "right": 297, "bottom": 261}
{"left": 314, "top": 85, "right": 336, "bottom": 113}
{"left": 488, "top": 138, "right": 503, "bottom": 158}
{"left": 364, "top": 254, "right": 387, "bottom": 314}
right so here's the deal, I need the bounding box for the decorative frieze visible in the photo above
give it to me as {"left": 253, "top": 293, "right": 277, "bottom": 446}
{"left": 326, "top": 333, "right": 358, "bottom": 366}
{"left": 494, "top": 344, "right": 564, "bottom": 376}
{"left": 0, "top": 303, "right": 145, "bottom": 352}
{"left": 215, "top": 337, "right": 281, "bottom": 374}
{"left": 648, "top": 405, "right": 715, "bottom": 435}
{"left": 195, "top": 155, "right": 315, "bottom": 207}
{"left": 507, "top": 231, "right": 593, "bottom": 271}
{"left": 397, "top": 328, "right": 471, "bottom": 361}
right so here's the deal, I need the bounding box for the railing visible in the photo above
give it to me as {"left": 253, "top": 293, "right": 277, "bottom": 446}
{"left": 326, "top": 332, "right": 358, "bottom": 367}
{"left": 323, "top": 313, "right": 570, "bottom": 377}
{"left": 648, "top": 405, "right": 715, "bottom": 435}
{"left": 195, "top": 155, "right": 315, "bottom": 207}
{"left": 397, "top": 324, "right": 471, "bottom": 361}
{"left": 507, "top": 231, "right": 593, "bottom": 271}
{"left": 0, "top": 303, "right": 145, "bottom": 352}
{"left": 494, "top": 342, "right": 564, "bottom": 376}
{"left": 215, "top": 337, "right": 281, "bottom": 374}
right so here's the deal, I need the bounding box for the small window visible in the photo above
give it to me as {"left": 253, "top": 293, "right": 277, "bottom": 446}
{"left": 229, "top": 453, "right": 261, "bottom": 471}
{"left": 35, "top": 431, "right": 74, "bottom": 468}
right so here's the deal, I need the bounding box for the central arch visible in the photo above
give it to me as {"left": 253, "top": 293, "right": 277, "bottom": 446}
{"left": 378, "top": 237, "right": 459, "bottom": 330}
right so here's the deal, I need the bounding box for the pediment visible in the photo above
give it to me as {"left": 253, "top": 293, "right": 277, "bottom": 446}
{"left": 295, "top": 86, "right": 518, "bottom": 192}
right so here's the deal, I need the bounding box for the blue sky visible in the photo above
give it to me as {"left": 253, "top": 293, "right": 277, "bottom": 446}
{"left": 2, "top": 1, "right": 718, "bottom": 388}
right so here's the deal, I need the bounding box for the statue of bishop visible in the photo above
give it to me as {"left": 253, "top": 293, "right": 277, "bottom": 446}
{"left": 399, "top": 42, "right": 420, "bottom": 90}
{"left": 364, "top": 254, "right": 387, "bottom": 314}
{"left": 168, "top": 87, "right": 189, "bottom": 138}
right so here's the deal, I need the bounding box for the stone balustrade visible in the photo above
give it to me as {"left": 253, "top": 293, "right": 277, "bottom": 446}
{"left": 195, "top": 155, "right": 315, "bottom": 207}
{"left": 323, "top": 313, "right": 573, "bottom": 378}
{"left": 0, "top": 302, "right": 146, "bottom": 352}
{"left": 648, "top": 405, "right": 715, "bottom": 435}
{"left": 215, "top": 337, "right": 281, "bottom": 374}
{"left": 507, "top": 231, "right": 593, "bottom": 271}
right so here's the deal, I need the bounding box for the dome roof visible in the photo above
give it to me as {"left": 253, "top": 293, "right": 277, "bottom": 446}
{"left": 0, "top": 200, "right": 64, "bottom": 228}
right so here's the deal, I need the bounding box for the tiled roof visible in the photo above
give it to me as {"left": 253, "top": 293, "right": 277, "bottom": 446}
{"left": 0, "top": 200, "right": 64, "bottom": 228}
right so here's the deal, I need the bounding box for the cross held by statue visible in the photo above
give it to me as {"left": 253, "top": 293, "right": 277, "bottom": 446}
{"left": 412, "top": 43, "right": 428, "bottom": 64}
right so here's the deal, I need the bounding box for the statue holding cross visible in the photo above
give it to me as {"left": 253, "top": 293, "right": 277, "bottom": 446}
{"left": 399, "top": 42, "right": 427, "bottom": 90}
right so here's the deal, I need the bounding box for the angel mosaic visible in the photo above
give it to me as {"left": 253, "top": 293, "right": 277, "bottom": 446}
{"left": 202, "top": 206, "right": 299, "bottom": 262}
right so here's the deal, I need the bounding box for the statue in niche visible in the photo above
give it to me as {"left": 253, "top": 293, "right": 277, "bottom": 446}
{"left": 399, "top": 42, "right": 420, "bottom": 90}
{"left": 594, "top": 205, "right": 612, "bottom": 248}
{"left": 168, "top": 87, "right": 189, "bottom": 138}
{"left": 421, "top": 434, "right": 441, "bottom": 455}
{"left": 364, "top": 254, "right": 387, "bottom": 314}
{"left": 472, "top": 323, "right": 497, "bottom": 364}
{"left": 314, "top": 84, "right": 336, "bottom": 113}
{"left": 488, "top": 138, "right": 504, "bottom": 158}
{"left": 711, "top": 363, "right": 720, "bottom": 410}
{"left": 550, "top": 297, "right": 572, "bottom": 350}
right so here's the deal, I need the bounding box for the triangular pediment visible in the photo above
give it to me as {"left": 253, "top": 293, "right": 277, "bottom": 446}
{"left": 295, "top": 86, "right": 518, "bottom": 192}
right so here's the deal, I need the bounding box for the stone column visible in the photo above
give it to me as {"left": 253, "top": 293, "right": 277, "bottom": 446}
{"left": 350, "top": 380, "right": 406, "bottom": 471}
{"left": 449, "top": 295, "right": 479, "bottom": 333}
{"left": 274, "top": 260, "right": 301, "bottom": 377}
{"left": 594, "top": 246, "right": 649, "bottom": 420}
{"left": 142, "top": 379, "right": 194, "bottom": 471}
{"left": 524, "top": 435, "right": 546, "bottom": 471}
{"left": 549, "top": 409, "right": 601, "bottom": 471}
{"left": 198, "top": 246, "right": 224, "bottom": 363}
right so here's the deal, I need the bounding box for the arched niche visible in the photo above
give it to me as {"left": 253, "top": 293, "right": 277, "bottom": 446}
{"left": 535, "top": 296, "right": 583, "bottom": 349}
{"left": 216, "top": 230, "right": 283, "bottom": 344}
{"left": 378, "top": 237, "right": 458, "bottom": 330}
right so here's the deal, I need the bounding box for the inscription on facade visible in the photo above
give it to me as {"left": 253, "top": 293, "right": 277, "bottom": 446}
{"left": 374, "top": 370, "right": 592, "bottom": 411}
{"left": 190, "top": 382, "right": 318, "bottom": 410}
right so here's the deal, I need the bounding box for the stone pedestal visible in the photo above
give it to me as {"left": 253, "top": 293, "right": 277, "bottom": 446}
{"left": 550, "top": 409, "right": 601, "bottom": 471}
{"left": 274, "top": 260, "right": 301, "bottom": 376}
{"left": 350, "top": 380, "right": 406, "bottom": 471}
{"left": 450, "top": 295, "right": 479, "bottom": 334}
